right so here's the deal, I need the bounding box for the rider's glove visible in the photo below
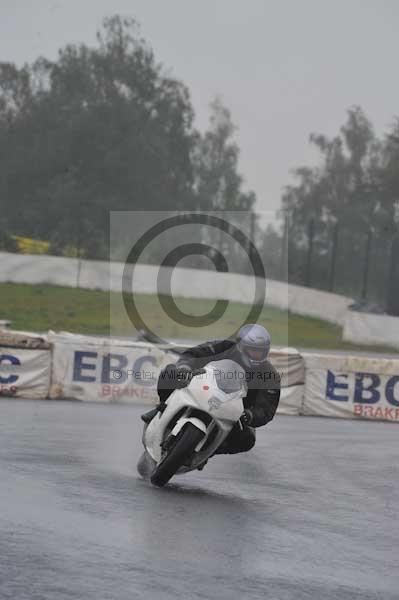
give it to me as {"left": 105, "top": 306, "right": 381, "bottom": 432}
{"left": 175, "top": 364, "right": 193, "bottom": 389}
{"left": 239, "top": 409, "right": 253, "bottom": 426}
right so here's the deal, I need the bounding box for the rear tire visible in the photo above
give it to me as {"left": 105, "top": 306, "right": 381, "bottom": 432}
{"left": 150, "top": 423, "right": 205, "bottom": 487}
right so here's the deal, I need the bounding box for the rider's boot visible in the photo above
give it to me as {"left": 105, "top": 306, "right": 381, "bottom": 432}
{"left": 197, "top": 439, "right": 233, "bottom": 470}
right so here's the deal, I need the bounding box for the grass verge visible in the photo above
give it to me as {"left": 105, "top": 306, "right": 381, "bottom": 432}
{"left": 0, "top": 282, "right": 395, "bottom": 354}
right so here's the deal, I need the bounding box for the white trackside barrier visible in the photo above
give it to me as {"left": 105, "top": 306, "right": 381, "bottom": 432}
{"left": 0, "top": 252, "right": 352, "bottom": 325}
{"left": 0, "top": 331, "right": 51, "bottom": 399}
{"left": 47, "top": 332, "right": 305, "bottom": 413}
{"left": 268, "top": 348, "right": 305, "bottom": 415}
{"left": 1, "top": 326, "right": 398, "bottom": 422}
{"left": 343, "top": 310, "right": 399, "bottom": 350}
{"left": 302, "top": 352, "right": 399, "bottom": 421}
{"left": 48, "top": 332, "right": 176, "bottom": 404}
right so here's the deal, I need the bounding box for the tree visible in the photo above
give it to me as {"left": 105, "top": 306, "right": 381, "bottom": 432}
{"left": 282, "top": 107, "right": 381, "bottom": 234}
{"left": 194, "top": 98, "right": 255, "bottom": 213}
{"left": 193, "top": 98, "right": 257, "bottom": 274}
{"left": 0, "top": 16, "right": 198, "bottom": 257}
{"left": 279, "top": 106, "right": 399, "bottom": 295}
{"left": 0, "top": 18, "right": 255, "bottom": 260}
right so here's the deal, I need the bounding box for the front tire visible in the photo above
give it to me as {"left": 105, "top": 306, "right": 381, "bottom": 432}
{"left": 150, "top": 423, "right": 205, "bottom": 487}
{"left": 137, "top": 450, "right": 156, "bottom": 480}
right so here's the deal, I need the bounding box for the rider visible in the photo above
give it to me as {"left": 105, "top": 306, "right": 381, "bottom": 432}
{"left": 142, "top": 324, "right": 281, "bottom": 456}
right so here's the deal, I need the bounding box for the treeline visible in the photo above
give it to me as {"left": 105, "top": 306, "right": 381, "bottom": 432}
{"left": 0, "top": 16, "right": 255, "bottom": 258}
{"left": 264, "top": 107, "right": 399, "bottom": 312}
{"left": 2, "top": 16, "right": 399, "bottom": 312}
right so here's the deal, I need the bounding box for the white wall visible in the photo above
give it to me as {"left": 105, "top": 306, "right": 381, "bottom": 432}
{"left": 270, "top": 279, "right": 352, "bottom": 325}
{"left": 343, "top": 310, "right": 399, "bottom": 350}
{"left": 0, "top": 252, "right": 81, "bottom": 287}
{"left": 0, "top": 251, "right": 353, "bottom": 325}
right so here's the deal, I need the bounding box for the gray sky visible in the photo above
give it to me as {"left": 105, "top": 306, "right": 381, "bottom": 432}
{"left": 1, "top": 0, "right": 398, "bottom": 216}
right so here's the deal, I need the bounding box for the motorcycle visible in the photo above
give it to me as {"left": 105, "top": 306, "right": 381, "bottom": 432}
{"left": 137, "top": 359, "right": 247, "bottom": 487}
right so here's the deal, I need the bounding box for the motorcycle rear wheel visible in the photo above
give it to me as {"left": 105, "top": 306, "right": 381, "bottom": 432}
{"left": 150, "top": 423, "right": 205, "bottom": 487}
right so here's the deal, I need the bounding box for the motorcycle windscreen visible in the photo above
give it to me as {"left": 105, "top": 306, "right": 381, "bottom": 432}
{"left": 208, "top": 359, "right": 247, "bottom": 394}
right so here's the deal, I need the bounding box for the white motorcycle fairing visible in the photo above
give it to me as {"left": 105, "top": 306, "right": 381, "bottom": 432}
{"left": 142, "top": 360, "right": 246, "bottom": 473}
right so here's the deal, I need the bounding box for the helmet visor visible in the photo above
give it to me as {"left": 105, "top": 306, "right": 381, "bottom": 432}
{"left": 242, "top": 344, "right": 268, "bottom": 363}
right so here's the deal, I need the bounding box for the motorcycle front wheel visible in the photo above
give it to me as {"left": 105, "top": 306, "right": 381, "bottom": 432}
{"left": 150, "top": 423, "right": 205, "bottom": 487}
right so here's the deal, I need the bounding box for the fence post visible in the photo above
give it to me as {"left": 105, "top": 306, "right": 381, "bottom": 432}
{"left": 76, "top": 227, "right": 82, "bottom": 289}
{"left": 305, "top": 218, "right": 314, "bottom": 287}
{"left": 244, "top": 211, "right": 256, "bottom": 273}
{"left": 361, "top": 228, "right": 373, "bottom": 302}
{"left": 250, "top": 211, "right": 256, "bottom": 259}
{"left": 280, "top": 212, "right": 288, "bottom": 281}
{"left": 329, "top": 221, "right": 339, "bottom": 292}
{"left": 386, "top": 235, "right": 399, "bottom": 315}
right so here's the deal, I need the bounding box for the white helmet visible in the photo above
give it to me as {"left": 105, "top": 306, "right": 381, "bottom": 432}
{"left": 236, "top": 324, "right": 271, "bottom": 368}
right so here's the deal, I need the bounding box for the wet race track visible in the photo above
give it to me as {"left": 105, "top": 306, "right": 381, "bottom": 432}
{"left": 0, "top": 399, "right": 398, "bottom": 600}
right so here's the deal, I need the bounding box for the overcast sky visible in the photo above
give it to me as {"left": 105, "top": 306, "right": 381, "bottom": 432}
{"left": 1, "top": 0, "right": 398, "bottom": 216}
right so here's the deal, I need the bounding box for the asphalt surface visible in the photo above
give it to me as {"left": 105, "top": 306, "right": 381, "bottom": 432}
{"left": 0, "top": 399, "right": 397, "bottom": 600}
